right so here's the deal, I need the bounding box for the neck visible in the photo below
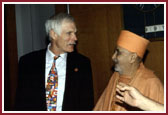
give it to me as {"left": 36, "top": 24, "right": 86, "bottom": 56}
{"left": 120, "top": 63, "right": 140, "bottom": 78}
{"left": 49, "top": 43, "right": 63, "bottom": 56}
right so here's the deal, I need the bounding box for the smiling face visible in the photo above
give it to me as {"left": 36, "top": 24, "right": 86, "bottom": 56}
{"left": 112, "top": 46, "right": 132, "bottom": 75}
{"left": 50, "top": 20, "right": 77, "bottom": 54}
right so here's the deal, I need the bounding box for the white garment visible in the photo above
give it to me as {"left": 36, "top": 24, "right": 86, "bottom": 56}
{"left": 45, "top": 44, "right": 67, "bottom": 111}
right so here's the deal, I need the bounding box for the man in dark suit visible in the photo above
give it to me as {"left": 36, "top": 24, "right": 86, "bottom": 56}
{"left": 14, "top": 13, "right": 94, "bottom": 111}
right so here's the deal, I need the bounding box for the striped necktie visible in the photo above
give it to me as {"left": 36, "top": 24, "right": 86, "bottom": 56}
{"left": 46, "top": 56, "right": 59, "bottom": 111}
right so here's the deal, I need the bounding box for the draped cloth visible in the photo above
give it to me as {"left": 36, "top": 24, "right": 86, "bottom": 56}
{"left": 93, "top": 63, "right": 164, "bottom": 111}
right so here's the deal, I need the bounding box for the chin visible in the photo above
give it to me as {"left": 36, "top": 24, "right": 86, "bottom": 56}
{"left": 67, "top": 49, "right": 74, "bottom": 53}
{"left": 114, "top": 68, "right": 119, "bottom": 72}
{"left": 115, "top": 68, "right": 122, "bottom": 74}
{"left": 114, "top": 66, "right": 121, "bottom": 72}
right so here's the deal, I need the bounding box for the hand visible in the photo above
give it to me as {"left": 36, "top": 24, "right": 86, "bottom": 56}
{"left": 116, "top": 82, "right": 143, "bottom": 107}
{"left": 116, "top": 82, "right": 164, "bottom": 111}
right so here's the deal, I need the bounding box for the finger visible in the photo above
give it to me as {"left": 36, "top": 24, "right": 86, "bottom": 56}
{"left": 118, "top": 82, "right": 129, "bottom": 87}
{"left": 116, "top": 88, "right": 124, "bottom": 96}
{"left": 116, "top": 84, "right": 124, "bottom": 90}
{"left": 116, "top": 95, "right": 124, "bottom": 102}
{"left": 117, "top": 82, "right": 131, "bottom": 91}
{"left": 116, "top": 84, "right": 127, "bottom": 91}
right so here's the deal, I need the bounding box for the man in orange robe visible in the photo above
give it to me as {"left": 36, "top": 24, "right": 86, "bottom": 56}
{"left": 94, "top": 30, "right": 164, "bottom": 111}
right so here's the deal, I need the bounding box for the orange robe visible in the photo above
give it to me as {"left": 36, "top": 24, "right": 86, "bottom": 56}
{"left": 94, "top": 63, "right": 164, "bottom": 111}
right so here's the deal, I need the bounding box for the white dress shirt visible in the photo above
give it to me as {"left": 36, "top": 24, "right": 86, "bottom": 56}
{"left": 45, "top": 44, "right": 67, "bottom": 111}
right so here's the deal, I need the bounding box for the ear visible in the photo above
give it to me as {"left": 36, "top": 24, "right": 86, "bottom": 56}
{"left": 49, "top": 29, "right": 58, "bottom": 40}
{"left": 129, "top": 53, "right": 138, "bottom": 64}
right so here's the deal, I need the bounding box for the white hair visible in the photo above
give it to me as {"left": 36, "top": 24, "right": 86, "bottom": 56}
{"left": 45, "top": 13, "right": 75, "bottom": 41}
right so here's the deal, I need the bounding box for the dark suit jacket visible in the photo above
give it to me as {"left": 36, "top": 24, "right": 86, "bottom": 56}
{"left": 14, "top": 49, "right": 94, "bottom": 111}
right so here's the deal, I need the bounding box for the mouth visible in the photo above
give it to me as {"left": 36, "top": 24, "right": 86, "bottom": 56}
{"left": 113, "top": 60, "right": 118, "bottom": 65}
{"left": 113, "top": 58, "right": 118, "bottom": 64}
{"left": 114, "top": 62, "right": 119, "bottom": 68}
{"left": 68, "top": 43, "right": 76, "bottom": 46}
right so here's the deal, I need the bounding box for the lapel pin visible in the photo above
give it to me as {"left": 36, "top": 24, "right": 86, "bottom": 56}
{"left": 74, "top": 68, "right": 78, "bottom": 72}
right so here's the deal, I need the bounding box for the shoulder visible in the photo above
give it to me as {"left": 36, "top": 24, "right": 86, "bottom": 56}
{"left": 135, "top": 64, "right": 163, "bottom": 85}
{"left": 21, "top": 49, "right": 46, "bottom": 58}
{"left": 68, "top": 52, "right": 91, "bottom": 62}
{"left": 140, "top": 66, "right": 163, "bottom": 87}
{"left": 19, "top": 49, "right": 46, "bottom": 63}
{"left": 140, "top": 65, "right": 158, "bottom": 79}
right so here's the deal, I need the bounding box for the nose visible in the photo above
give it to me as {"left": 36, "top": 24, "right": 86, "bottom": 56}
{"left": 72, "top": 33, "right": 77, "bottom": 41}
{"left": 112, "top": 52, "right": 116, "bottom": 61}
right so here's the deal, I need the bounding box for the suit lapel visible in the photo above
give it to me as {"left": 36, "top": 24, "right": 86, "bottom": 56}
{"left": 64, "top": 52, "right": 75, "bottom": 92}
{"left": 38, "top": 49, "right": 46, "bottom": 89}
{"left": 62, "top": 52, "right": 77, "bottom": 110}
{"left": 38, "top": 49, "right": 47, "bottom": 110}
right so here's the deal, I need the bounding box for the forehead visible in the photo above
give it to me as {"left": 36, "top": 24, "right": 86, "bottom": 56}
{"left": 61, "top": 20, "right": 76, "bottom": 30}
{"left": 116, "top": 46, "right": 131, "bottom": 54}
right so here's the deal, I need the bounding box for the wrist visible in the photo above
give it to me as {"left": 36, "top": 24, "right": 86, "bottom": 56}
{"left": 136, "top": 94, "right": 147, "bottom": 109}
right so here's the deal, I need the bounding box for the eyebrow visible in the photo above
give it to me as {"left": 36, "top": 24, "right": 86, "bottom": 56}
{"left": 66, "top": 30, "right": 77, "bottom": 33}
{"left": 116, "top": 49, "right": 120, "bottom": 53}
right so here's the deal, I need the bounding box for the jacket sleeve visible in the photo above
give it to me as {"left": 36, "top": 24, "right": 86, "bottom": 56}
{"left": 14, "top": 56, "right": 26, "bottom": 110}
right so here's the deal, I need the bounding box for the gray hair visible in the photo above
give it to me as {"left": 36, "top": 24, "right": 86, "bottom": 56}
{"left": 45, "top": 13, "right": 75, "bottom": 40}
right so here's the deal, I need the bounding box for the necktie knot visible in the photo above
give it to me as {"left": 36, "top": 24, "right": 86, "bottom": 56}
{"left": 54, "top": 55, "right": 59, "bottom": 60}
